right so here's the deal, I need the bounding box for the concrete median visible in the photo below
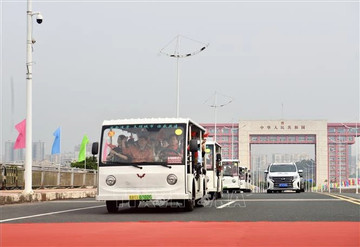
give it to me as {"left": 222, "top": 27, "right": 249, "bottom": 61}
{"left": 0, "top": 187, "right": 96, "bottom": 205}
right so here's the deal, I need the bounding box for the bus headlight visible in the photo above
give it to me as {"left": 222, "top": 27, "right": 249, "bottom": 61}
{"left": 167, "top": 174, "right": 177, "bottom": 185}
{"left": 232, "top": 179, "right": 236, "bottom": 183}
{"left": 106, "top": 175, "right": 116, "bottom": 186}
{"left": 206, "top": 176, "right": 210, "bottom": 182}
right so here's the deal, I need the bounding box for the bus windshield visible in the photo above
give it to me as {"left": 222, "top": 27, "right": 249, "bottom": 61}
{"left": 101, "top": 123, "right": 186, "bottom": 166}
{"left": 223, "top": 161, "right": 239, "bottom": 176}
{"left": 239, "top": 167, "right": 247, "bottom": 180}
{"left": 205, "top": 145, "right": 214, "bottom": 170}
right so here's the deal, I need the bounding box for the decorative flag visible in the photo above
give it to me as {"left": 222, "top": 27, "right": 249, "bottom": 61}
{"left": 78, "top": 135, "right": 89, "bottom": 162}
{"left": 14, "top": 119, "right": 26, "bottom": 149}
{"left": 51, "top": 127, "right": 61, "bottom": 154}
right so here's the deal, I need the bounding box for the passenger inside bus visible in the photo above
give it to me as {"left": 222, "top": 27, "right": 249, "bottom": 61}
{"left": 121, "top": 135, "right": 155, "bottom": 162}
{"left": 158, "top": 134, "right": 183, "bottom": 162}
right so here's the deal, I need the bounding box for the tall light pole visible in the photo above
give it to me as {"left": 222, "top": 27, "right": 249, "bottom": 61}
{"left": 160, "top": 35, "right": 208, "bottom": 117}
{"left": 231, "top": 121, "right": 235, "bottom": 160}
{"left": 339, "top": 143, "right": 342, "bottom": 194}
{"left": 25, "top": 0, "right": 42, "bottom": 194}
{"left": 204, "top": 91, "right": 232, "bottom": 142}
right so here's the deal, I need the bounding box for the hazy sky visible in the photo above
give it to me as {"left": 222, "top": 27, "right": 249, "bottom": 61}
{"left": 1, "top": 1, "right": 359, "bottom": 155}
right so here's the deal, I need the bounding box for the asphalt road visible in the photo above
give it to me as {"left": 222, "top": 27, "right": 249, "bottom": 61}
{"left": 1, "top": 192, "right": 359, "bottom": 223}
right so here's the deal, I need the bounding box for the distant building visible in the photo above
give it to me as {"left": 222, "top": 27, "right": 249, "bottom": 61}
{"left": 4, "top": 140, "right": 45, "bottom": 163}
{"left": 201, "top": 123, "right": 238, "bottom": 160}
{"left": 74, "top": 143, "right": 93, "bottom": 160}
{"left": 201, "top": 121, "right": 359, "bottom": 184}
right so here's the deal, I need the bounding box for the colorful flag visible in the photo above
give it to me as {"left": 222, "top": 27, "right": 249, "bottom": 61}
{"left": 14, "top": 119, "right": 26, "bottom": 149}
{"left": 78, "top": 135, "right": 89, "bottom": 162}
{"left": 51, "top": 127, "right": 61, "bottom": 154}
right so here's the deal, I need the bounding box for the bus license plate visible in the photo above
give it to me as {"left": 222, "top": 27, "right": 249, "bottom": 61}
{"left": 129, "top": 195, "right": 152, "bottom": 200}
{"left": 279, "top": 183, "right": 288, "bottom": 188}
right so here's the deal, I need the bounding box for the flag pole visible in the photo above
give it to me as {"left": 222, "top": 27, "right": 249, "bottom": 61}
{"left": 58, "top": 127, "right": 61, "bottom": 186}
{"left": 85, "top": 147, "right": 87, "bottom": 170}
{"left": 84, "top": 140, "right": 87, "bottom": 170}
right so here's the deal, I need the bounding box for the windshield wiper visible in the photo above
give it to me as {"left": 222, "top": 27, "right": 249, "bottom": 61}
{"left": 159, "top": 164, "right": 172, "bottom": 169}
{"left": 130, "top": 163, "right": 143, "bottom": 169}
{"left": 152, "top": 162, "right": 172, "bottom": 169}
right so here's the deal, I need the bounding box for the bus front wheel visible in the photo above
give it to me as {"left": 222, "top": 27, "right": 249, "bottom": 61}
{"left": 106, "top": 201, "right": 118, "bottom": 213}
{"left": 184, "top": 185, "right": 195, "bottom": 211}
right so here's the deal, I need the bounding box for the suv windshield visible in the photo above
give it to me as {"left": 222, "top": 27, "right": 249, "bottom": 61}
{"left": 270, "top": 164, "right": 296, "bottom": 172}
{"left": 101, "top": 123, "right": 185, "bottom": 166}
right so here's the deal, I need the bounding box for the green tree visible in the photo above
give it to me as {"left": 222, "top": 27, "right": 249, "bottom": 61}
{"left": 71, "top": 156, "right": 98, "bottom": 170}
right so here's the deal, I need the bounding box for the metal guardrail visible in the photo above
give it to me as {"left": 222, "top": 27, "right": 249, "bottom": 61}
{"left": 0, "top": 164, "right": 97, "bottom": 189}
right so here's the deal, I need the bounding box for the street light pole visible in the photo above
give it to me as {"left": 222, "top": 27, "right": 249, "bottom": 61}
{"left": 339, "top": 143, "right": 342, "bottom": 194}
{"left": 231, "top": 121, "right": 234, "bottom": 160}
{"left": 160, "top": 35, "right": 208, "bottom": 117}
{"left": 24, "top": 0, "right": 33, "bottom": 194}
{"left": 24, "top": 0, "right": 42, "bottom": 194}
{"left": 204, "top": 91, "right": 233, "bottom": 143}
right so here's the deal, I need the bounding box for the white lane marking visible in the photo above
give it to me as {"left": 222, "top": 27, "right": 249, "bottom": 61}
{"left": 48, "top": 201, "right": 99, "bottom": 203}
{"left": 0, "top": 205, "right": 105, "bottom": 223}
{"left": 216, "top": 201, "right": 235, "bottom": 209}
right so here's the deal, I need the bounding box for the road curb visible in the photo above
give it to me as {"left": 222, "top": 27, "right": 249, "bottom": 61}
{"left": 0, "top": 189, "right": 96, "bottom": 205}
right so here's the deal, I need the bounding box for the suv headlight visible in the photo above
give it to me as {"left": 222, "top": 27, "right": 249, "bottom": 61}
{"left": 106, "top": 175, "right": 116, "bottom": 186}
{"left": 293, "top": 175, "right": 299, "bottom": 180}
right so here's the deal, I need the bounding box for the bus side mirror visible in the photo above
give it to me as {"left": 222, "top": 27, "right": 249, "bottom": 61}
{"left": 216, "top": 153, "right": 222, "bottom": 162}
{"left": 189, "top": 139, "right": 198, "bottom": 152}
{"left": 92, "top": 142, "right": 99, "bottom": 155}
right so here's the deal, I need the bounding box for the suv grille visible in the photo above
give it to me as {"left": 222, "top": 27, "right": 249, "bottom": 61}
{"left": 273, "top": 176, "right": 293, "bottom": 188}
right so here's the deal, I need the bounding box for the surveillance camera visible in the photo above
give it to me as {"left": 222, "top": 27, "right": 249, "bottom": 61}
{"left": 36, "top": 14, "right": 43, "bottom": 24}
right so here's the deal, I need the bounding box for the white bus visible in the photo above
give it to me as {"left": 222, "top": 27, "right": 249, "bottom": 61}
{"left": 222, "top": 159, "right": 251, "bottom": 193}
{"left": 92, "top": 118, "right": 208, "bottom": 212}
{"left": 204, "top": 141, "right": 223, "bottom": 199}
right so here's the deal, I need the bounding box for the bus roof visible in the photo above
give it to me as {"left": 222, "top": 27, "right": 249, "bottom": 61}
{"left": 222, "top": 159, "right": 240, "bottom": 162}
{"left": 205, "top": 140, "right": 221, "bottom": 147}
{"left": 102, "top": 118, "right": 206, "bottom": 132}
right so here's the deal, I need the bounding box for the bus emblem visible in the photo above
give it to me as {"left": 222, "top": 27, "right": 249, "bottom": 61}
{"left": 137, "top": 174, "right": 146, "bottom": 179}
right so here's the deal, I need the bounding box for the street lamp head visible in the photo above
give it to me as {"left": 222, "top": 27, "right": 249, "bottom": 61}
{"left": 36, "top": 13, "right": 43, "bottom": 24}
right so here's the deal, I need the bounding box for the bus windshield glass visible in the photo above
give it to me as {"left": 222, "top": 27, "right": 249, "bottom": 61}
{"left": 270, "top": 164, "right": 296, "bottom": 172}
{"left": 205, "top": 145, "right": 214, "bottom": 170}
{"left": 223, "top": 161, "right": 239, "bottom": 176}
{"left": 101, "top": 123, "right": 186, "bottom": 165}
{"left": 239, "top": 167, "right": 247, "bottom": 180}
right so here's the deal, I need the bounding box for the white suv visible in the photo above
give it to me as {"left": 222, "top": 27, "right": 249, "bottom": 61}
{"left": 265, "top": 163, "right": 303, "bottom": 193}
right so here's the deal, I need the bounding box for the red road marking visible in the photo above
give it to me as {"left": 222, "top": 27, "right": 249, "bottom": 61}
{"left": 1, "top": 222, "right": 359, "bottom": 246}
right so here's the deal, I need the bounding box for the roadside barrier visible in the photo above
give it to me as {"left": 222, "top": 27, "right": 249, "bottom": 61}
{"left": 0, "top": 164, "right": 97, "bottom": 190}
